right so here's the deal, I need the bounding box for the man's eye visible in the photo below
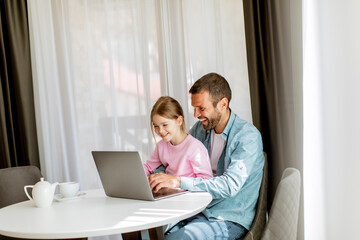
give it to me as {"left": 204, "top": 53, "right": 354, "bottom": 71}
{"left": 200, "top": 107, "right": 205, "bottom": 111}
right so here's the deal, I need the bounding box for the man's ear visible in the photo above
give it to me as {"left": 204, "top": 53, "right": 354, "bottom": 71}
{"left": 218, "top": 97, "right": 228, "bottom": 111}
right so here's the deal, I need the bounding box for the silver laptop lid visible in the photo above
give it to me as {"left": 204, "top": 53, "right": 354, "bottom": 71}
{"left": 92, "top": 151, "right": 186, "bottom": 201}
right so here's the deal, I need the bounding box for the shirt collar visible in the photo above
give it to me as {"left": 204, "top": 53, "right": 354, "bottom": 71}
{"left": 221, "top": 108, "right": 235, "bottom": 138}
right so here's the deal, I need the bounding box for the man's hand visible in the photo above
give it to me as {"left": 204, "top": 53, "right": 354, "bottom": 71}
{"left": 148, "top": 173, "right": 181, "bottom": 193}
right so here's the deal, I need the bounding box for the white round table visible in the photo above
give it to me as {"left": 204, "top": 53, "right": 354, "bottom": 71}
{"left": 0, "top": 189, "right": 212, "bottom": 239}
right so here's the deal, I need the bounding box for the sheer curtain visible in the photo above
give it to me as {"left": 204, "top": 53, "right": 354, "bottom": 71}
{"left": 303, "top": 0, "right": 360, "bottom": 239}
{"left": 27, "top": 0, "right": 251, "bottom": 193}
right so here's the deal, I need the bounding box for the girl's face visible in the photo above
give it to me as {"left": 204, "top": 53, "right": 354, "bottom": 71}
{"left": 152, "top": 114, "right": 183, "bottom": 145}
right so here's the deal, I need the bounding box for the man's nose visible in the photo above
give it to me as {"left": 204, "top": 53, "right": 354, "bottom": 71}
{"left": 194, "top": 108, "right": 200, "bottom": 118}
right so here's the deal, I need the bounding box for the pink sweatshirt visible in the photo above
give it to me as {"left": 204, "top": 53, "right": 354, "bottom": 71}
{"left": 144, "top": 134, "right": 213, "bottom": 179}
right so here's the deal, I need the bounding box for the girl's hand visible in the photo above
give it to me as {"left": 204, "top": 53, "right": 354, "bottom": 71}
{"left": 148, "top": 173, "right": 181, "bottom": 193}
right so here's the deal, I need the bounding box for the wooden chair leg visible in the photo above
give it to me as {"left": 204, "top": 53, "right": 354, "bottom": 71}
{"left": 148, "top": 226, "right": 165, "bottom": 240}
{"left": 122, "top": 231, "right": 142, "bottom": 240}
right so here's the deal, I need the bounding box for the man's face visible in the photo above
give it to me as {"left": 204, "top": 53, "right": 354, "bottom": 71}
{"left": 191, "top": 91, "right": 222, "bottom": 130}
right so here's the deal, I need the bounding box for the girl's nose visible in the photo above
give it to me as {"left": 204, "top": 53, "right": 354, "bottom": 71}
{"left": 159, "top": 127, "right": 164, "bottom": 134}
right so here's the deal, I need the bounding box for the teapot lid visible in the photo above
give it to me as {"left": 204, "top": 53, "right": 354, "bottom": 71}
{"left": 35, "top": 177, "right": 50, "bottom": 186}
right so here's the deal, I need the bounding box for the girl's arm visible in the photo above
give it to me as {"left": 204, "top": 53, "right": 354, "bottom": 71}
{"left": 189, "top": 143, "right": 213, "bottom": 179}
{"left": 143, "top": 145, "right": 162, "bottom": 176}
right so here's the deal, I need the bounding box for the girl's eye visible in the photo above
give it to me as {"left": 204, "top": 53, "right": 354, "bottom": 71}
{"left": 154, "top": 126, "right": 159, "bottom": 129}
{"left": 163, "top": 124, "right": 168, "bottom": 127}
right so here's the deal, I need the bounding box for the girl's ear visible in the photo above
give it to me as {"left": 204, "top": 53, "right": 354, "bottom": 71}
{"left": 177, "top": 116, "right": 183, "bottom": 126}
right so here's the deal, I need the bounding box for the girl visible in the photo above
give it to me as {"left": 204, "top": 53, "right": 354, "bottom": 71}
{"left": 144, "top": 96, "right": 213, "bottom": 179}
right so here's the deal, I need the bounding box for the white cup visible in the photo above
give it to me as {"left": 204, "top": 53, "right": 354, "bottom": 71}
{"left": 59, "top": 182, "right": 80, "bottom": 198}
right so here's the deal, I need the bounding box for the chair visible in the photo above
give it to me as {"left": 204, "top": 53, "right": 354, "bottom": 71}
{"left": 239, "top": 152, "right": 268, "bottom": 240}
{"left": 0, "top": 166, "right": 43, "bottom": 208}
{"left": 261, "top": 168, "right": 301, "bottom": 240}
{"left": 0, "top": 166, "right": 42, "bottom": 240}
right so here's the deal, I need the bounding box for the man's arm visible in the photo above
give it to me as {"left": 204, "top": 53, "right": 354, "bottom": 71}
{"left": 150, "top": 128, "right": 264, "bottom": 198}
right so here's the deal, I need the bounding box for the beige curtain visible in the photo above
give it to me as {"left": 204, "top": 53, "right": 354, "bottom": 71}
{"left": 0, "top": 0, "right": 39, "bottom": 168}
{"left": 243, "top": 0, "right": 303, "bottom": 239}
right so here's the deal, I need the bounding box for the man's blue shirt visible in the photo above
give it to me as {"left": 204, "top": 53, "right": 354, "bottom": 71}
{"left": 181, "top": 110, "right": 264, "bottom": 229}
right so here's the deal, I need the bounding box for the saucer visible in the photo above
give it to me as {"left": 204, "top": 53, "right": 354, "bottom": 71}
{"left": 54, "top": 192, "right": 86, "bottom": 202}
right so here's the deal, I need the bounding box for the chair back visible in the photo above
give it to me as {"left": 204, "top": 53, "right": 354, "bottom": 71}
{"left": 0, "top": 166, "right": 42, "bottom": 208}
{"left": 261, "top": 168, "right": 301, "bottom": 240}
{"left": 240, "top": 152, "right": 268, "bottom": 240}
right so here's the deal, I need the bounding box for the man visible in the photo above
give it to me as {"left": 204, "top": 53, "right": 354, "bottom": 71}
{"left": 149, "top": 73, "right": 264, "bottom": 240}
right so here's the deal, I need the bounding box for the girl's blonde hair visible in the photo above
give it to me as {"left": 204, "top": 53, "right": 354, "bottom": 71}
{"left": 150, "top": 96, "right": 186, "bottom": 142}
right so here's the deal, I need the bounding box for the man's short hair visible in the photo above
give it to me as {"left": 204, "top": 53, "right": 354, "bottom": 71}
{"left": 189, "top": 72, "right": 232, "bottom": 107}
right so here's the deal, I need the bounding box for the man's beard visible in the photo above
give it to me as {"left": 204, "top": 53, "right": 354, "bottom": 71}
{"left": 202, "top": 109, "right": 222, "bottom": 130}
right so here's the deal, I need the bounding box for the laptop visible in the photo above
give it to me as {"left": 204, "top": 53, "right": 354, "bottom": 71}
{"left": 92, "top": 151, "right": 188, "bottom": 201}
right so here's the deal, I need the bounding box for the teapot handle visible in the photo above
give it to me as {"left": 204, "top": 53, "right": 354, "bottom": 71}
{"left": 24, "top": 185, "right": 34, "bottom": 200}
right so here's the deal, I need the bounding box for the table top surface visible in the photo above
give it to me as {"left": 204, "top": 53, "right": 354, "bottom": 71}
{"left": 0, "top": 189, "right": 212, "bottom": 239}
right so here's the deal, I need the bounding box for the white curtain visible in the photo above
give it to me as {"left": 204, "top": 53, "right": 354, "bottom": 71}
{"left": 27, "top": 0, "right": 251, "bottom": 191}
{"left": 303, "top": 0, "right": 360, "bottom": 239}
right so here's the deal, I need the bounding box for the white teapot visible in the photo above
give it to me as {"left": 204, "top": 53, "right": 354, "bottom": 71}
{"left": 24, "top": 178, "right": 58, "bottom": 208}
